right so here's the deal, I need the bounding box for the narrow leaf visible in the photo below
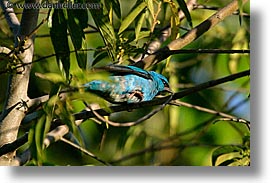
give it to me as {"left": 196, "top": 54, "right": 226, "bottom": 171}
{"left": 177, "top": 0, "right": 193, "bottom": 28}
{"left": 135, "top": 11, "right": 146, "bottom": 41}
{"left": 89, "top": 2, "right": 117, "bottom": 61}
{"left": 136, "top": 30, "right": 150, "bottom": 40}
{"left": 118, "top": 2, "right": 147, "bottom": 34}
{"left": 212, "top": 146, "right": 242, "bottom": 166}
{"left": 113, "top": 0, "right": 121, "bottom": 19}
{"left": 49, "top": 9, "right": 70, "bottom": 79}
{"left": 146, "top": 0, "right": 155, "bottom": 17}
{"left": 218, "top": 158, "right": 241, "bottom": 166}
{"left": 168, "top": 1, "right": 180, "bottom": 40}
{"left": 35, "top": 114, "right": 47, "bottom": 165}
{"left": 67, "top": 9, "right": 87, "bottom": 69}
{"left": 92, "top": 51, "right": 109, "bottom": 67}
{"left": 35, "top": 72, "right": 66, "bottom": 84}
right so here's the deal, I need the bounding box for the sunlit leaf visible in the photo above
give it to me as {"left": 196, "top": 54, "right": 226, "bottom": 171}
{"left": 35, "top": 114, "right": 48, "bottom": 165}
{"left": 146, "top": 0, "right": 154, "bottom": 18}
{"left": 135, "top": 12, "right": 146, "bottom": 41}
{"left": 167, "top": 1, "right": 180, "bottom": 40}
{"left": 105, "top": 0, "right": 121, "bottom": 19}
{"left": 35, "top": 72, "right": 66, "bottom": 84}
{"left": 118, "top": 2, "right": 147, "bottom": 34}
{"left": 212, "top": 145, "right": 243, "bottom": 166}
{"left": 136, "top": 31, "right": 151, "bottom": 40}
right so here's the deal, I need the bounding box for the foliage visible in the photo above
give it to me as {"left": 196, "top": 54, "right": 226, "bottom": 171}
{"left": 0, "top": 0, "right": 250, "bottom": 166}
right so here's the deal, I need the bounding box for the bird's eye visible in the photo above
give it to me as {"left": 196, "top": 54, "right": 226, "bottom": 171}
{"left": 161, "top": 79, "right": 169, "bottom": 87}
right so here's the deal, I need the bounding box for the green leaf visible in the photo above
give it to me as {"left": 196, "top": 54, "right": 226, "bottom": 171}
{"left": 73, "top": 0, "right": 88, "bottom": 29}
{"left": 135, "top": 11, "right": 146, "bottom": 41}
{"left": 146, "top": 0, "right": 154, "bottom": 18}
{"left": 49, "top": 9, "right": 70, "bottom": 79}
{"left": 92, "top": 51, "right": 109, "bottom": 67}
{"left": 105, "top": 0, "right": 121, "bottom": 19}
{"left": 35, "top": 72, "right": 66, "bottom": 84}
{"left": 167, "top": 1, "right": 180, "bottom": 40}
{"left": 47, "top": 8, "right": 54, "bottom": 28}
{"left": 89, "top": 2, "right": 117, "bottom": 61}
{"left": 136, "top": 31, "right": 151, "bottom": 40}
{"left": 34, "top": 114, "right": 48, "bottom": 165}
{"left": 28, "top": 126, "right": 36, "bottom": 163}
{"left": 212, "top": 145, "right": 242, "bottom": 166}
{"left": 113, "top": 0, "right": 121, "bottom": 19}
{"left": 67, "top": 9, "right": 87, "bottom": 70}
{"left": 177, "top": 0, "right": 193, "bottom": 28}
{"left": 218, "top": 157, "right": 241, "bottom": 166}
{"left": 118, "top": 2, "right": 147, "bottom": 35}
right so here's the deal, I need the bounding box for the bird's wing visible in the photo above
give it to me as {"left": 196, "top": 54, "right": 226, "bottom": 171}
{"left": 94, "top": 64, "right": 153, "bottom": 80}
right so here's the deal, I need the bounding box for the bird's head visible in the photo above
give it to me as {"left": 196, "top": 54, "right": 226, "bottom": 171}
{"left": 150, "top": 71, "right": 173, "bottom": 94}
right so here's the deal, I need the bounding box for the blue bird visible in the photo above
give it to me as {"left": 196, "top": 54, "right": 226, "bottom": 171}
{"left": 84, "top": 65, "right": 171, "bottom": 103}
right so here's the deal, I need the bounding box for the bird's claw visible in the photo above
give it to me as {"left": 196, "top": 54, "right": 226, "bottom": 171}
{"left": 128, "top": 90, "right": 143, "bottom": 103}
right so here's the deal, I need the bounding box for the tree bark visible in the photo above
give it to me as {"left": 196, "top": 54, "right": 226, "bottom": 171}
{"left": 0, "top": 0, "right": 39, "bottom": 165}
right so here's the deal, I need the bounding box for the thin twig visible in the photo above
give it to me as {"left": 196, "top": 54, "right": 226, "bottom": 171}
{"left": 60, "top": 137, "right": 111, "bottom": 166}
{"left": 213, "top": 117, "right": 249, "bottom": 126}
{"left": 172, "top": 70, "right": 250, "bottom": 100}
{"left": 89, "top": 94, "right": 173, "bottom": 127}
{"left": 0, "top": 48, "right": 106, "bottom": 75}
{"left": 140, "top": 49, "right": 249, "bottom": 58}
{"left": 165, "top": 49, "right": 250, "bottom": 54}
{"left": 110, "top": 142, "right": 243, "bottom": 165}
{"left": 193, "top": 4, "right": 250, "bottom": 17}
{"left": 171, "top": 100, "right": 250, "bottom": 129}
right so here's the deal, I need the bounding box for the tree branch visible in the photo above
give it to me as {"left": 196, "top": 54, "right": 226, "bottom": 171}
{"left": 60, "top": 137, "right": 111, "bottom": 166}
{"left": 11, "top": 69, "right": 249, "bottom": 165}
{"left": 164, "top": 49, "right": 250, "bottom": 55}
{"left": 134, "top": 0, "right": 248, "bottom": 69}
{"left": 133, "top": 0, "right": 197, "bottom": 62}
{"left": 20, "top": 69, "right": 250, "bottom": 128}
{"left": 193, "top": 3, "right": 250, "bottom": 17}
{"left": 0, "top": 0, "right": 40, "bottom": 165}
{"left": 0, "top": 133, "right": 28, "bottom": 157}
{"left": 171, "top": 100, "right": 250, "bottom": 129}
{"left": 48, "top": 69, "right": 251, "bottom": 140}
{"left": 0, "top": 0, "right": 20, "bottom": 42}
{"left": 88, "top": 94, "right": 173, "bottom": 127}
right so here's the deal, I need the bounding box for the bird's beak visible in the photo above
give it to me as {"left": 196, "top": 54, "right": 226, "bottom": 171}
{"left": 164, "top": 86, "right": 173, "bottom": 94}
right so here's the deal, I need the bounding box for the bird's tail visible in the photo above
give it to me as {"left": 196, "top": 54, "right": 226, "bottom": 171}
{"left": 84, "top": 80, "right": 110, "bottom": 92}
